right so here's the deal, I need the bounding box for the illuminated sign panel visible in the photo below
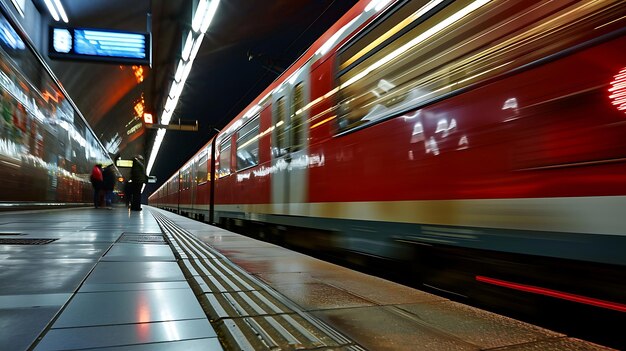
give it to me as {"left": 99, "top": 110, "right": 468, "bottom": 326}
{"left": 116, "top": 159, "right": 134, "bottom": 168}
{"left": 48, "top": 26, "right": 150, "bottom": 65}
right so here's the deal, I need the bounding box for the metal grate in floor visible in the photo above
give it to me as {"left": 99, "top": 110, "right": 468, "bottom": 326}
{"left": 118, "top": 233, "right": 166, "bottom": 244}
{"left": 0, "top": 238, "right": 58, "bottom": 245}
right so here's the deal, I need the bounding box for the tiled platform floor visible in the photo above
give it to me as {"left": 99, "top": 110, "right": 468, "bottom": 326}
{"left": 0, "top": 206, "right": 617, "bottom": 351}
{"left": 0, "top": 206, "right": 221, "bottom": 351}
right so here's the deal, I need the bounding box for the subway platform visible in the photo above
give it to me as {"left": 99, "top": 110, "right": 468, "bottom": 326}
{"left": 0, "top": 206, "right": 615, "bottom": 351}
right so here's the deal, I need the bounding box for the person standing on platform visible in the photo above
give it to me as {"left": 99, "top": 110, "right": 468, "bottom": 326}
{"left": 102, "top": 164, "right": 116, "bottom": 209}
{"left": 90, "top": 164, "right": 103, "bottom": 208}
{"left": 130, "top": 155, "right": 147, "bottom": 211}
{"left": 124, "top": 180, "right": 132, "bottom": 208}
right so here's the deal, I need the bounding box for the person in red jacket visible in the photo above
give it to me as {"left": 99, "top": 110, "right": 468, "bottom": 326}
{"left": 90, "top": 164, "right": 103, "bottom": 208}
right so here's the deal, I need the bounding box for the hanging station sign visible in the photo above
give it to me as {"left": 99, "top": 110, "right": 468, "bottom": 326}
{"left": 48, "top": 26, "right": 151, "bottom": 65}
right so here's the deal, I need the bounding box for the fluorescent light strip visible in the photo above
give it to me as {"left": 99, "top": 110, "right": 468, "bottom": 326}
{"left": 180, "top": 59, "right": 194, "bottom": 84}
{"left": 168, "top": 82, "right": 179, "bottom": 99}
{"left": 148, "top": 0, "right": 222, "bottom": 180}
{"left": 52, "top": 0, "right": 68, "bottom": 23}
{"left": 182, "top": 32, "right": 194, "bottom": 60}
{"left": 200, "top": 0, "right": 220, "bottom": 33}
{"left": 161, "top": 109, "right": 173, "bottom": 124}
{"left": 146, "top": 129, "right": 167, "bottom": 175}
{"left": 164, "top": 96, "right": 176, "bottom": 112}
{"left": 174, "top": 60, "right": 185, "bottom": 82}
{"left": 192, "top": 0, "right": 208, "bottom": 32}
{"left": 43, "top": 0, "right": 60, "bottom": 21}
{"left": 165, "top": 95, "right": 180, "bottom": 120}
{"left": 174, "top": 78, "right": 185, "bottom": 97}
{"left": 188, "top": 35, "right": 204, "bottom": 62}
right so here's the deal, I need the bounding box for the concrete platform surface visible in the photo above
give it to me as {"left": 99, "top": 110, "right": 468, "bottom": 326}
{"left": 0, "top": 206, "right": 615, "bottom": 351}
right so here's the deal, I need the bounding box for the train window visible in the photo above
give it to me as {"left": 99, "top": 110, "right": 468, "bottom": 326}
{"left": 273, "top": 97, "right": 288, "bottom": 156}
{"left": 170, "top": 177, "right": 177, "bottom": 192}
{"left": 335, "top": 0, "right": 626, "bottom": 133}
{"left": 291, "top": 83, "right": 305, "bottom": 152}
{"left": 236, "top": 117, "right": 260, "bottom": 170}
{"left": 197, "top": 151, "right": 208, "bottom": 184}
{"left": 337, "top": 0, "right": 432, "bottom": 74}
{"left": 218, "top": 138, "right": 231, "bottom": 178}
{"left": 182, "top": 168, "right": 190, "bottom": 190}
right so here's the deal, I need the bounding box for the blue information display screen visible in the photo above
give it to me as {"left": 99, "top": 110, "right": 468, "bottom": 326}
{"left": 49, "top": 26, "right": 150, "bottom": 65}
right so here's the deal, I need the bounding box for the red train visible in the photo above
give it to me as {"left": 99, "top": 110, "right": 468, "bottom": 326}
{"left": 150, "top": 0, "right": 626, "bottom": 328}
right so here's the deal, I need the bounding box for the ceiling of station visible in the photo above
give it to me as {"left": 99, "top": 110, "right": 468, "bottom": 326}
{"left": 36, "top": 0, "right": 186, "bottom": 161}
{"left": 33, "top": 0, "right": 359, "bottom": 186}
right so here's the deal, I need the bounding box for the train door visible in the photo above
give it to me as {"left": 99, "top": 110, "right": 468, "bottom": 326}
{"left": 176, "top": 170, "right": 181, "bottom": 214}
{"left": 190, "top": 158, "right": 197, "bottom": 211}
{"left": 271, "top": 62, "right": 311, "bottom": 213}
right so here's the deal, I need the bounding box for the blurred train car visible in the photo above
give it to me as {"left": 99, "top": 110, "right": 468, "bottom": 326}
{"left": 0, "top": 8, "right": 111, "bottom": 208}
{"left": 150, "top": 0, "right": 626, "bottom": 329}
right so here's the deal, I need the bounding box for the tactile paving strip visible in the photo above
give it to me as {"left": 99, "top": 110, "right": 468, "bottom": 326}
{"left": 151, "top": 210, "right": 366, "bottom": 351}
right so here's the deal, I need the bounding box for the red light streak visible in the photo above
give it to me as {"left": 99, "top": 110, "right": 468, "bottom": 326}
{"left": 609, "top": 68, "right": 626, "bottom": 113}
{"left": 476, "top": 275, "right": 626, "bottom": 313}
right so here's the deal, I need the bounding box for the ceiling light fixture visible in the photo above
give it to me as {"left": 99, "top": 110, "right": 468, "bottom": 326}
{"left": 200, "top": 0, "right": 220, "bottom": 33}
{"left": 44, "top": 0, "right": 69, "bottom": 23}
{"left": 52, "top": 0, "right": 69, "bottom": 23}
{"left": 146, "top": 0, "right": 221, "bottom": 177}
{"left": 42, "top": 0, "right": 59, "bottom": 21}
{"left": 181, "top": 31, "right": 194, "bottom": 60}
{"left": 192, "top": 0, "right": 208, "bottom": 32}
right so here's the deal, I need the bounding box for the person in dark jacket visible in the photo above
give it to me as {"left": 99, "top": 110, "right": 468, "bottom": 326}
{"left": 90, "top": 164, "right": 103, "bottom": 208}
{"left": 102, "top": 164, "right": 116, "bottom": 209}
{"left": 130, "top": 155, "right": 147, "bottom": 211}
{"left": 124, "top": 180, "right": 132, "bottom": 208}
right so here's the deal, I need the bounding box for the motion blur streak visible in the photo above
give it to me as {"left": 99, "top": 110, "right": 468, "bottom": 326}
{"left": 476, "top": 276, "right": 626, "bottom": 313}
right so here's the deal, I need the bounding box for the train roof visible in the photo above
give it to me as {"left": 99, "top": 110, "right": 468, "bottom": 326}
{"left": 218, "top": 0, "right": 388, "bottom": 136}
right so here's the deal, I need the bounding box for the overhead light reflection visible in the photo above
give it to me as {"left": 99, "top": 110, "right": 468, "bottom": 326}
{"left": 341, "top": 0, "right": 491, "bottom": 90}
{"left": 366, "top": 0, "right": 392, "bottom": 12}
